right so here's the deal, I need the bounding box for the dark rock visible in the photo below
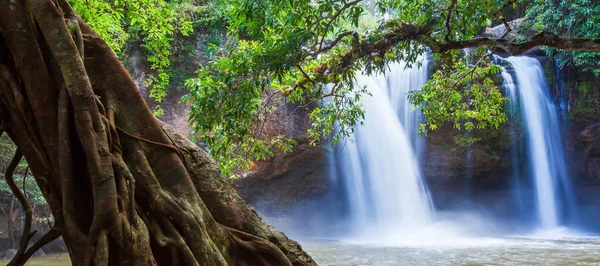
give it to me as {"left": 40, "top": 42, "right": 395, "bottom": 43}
{"left": 422, "top": 122, "right": 515, "bottom": 209}
{"left": 0, "top": 249, "right": 17, "bottom": 260}
{"left": 423, "top": 123, "right": 512, "bottom": 184}
{"left": 572, "top": 123, "right": 600, "bottom": 186}
{"left": 31, "top": 248, "right": 46, "bottom": 257}
{"left": 231, "top": 100, "right": 324, "bottom": 216}
{"left": 231, "top": 144, "right": 329, "bottom": 216}
{"left": 578, "top": 123, "right": 600, "bottom": 142}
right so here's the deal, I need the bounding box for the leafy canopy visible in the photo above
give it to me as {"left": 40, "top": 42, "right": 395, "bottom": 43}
{"left": 184, "top": 0, "right": 521, "bottom": 175}
{"left": 524, "top": 0, "right": 600, "bottom": 74}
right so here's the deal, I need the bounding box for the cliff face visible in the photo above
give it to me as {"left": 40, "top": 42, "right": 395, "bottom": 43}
{"left": 230, "top": 144, "right": 329, "bottom": 216}
{"left": 574, "top": 123, "right": 600, "bottom": 186}
{"left": 423, "top": 123, "right": 513, "bottom": 186}
{"left": 422, "top": 122, "right": 515, "bottom": 208}
{"left": 561, "top": 70, "right": 600, "bottom": 188}
{"left": 229, "top": 101, "right": 332, "bottom": 216}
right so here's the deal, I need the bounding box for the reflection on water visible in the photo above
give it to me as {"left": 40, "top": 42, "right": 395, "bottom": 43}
{"left": 302, "top": 236, "right": 600, "bottom": 266}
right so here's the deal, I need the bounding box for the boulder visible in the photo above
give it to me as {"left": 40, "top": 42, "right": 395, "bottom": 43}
{"left": 0, "top": 249, "right": 17, "bottom": 260}
{"left": 31, "top": 248, "right": 46, "bottom": 257}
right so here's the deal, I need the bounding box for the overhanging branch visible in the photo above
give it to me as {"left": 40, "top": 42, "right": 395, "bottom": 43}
{"left": 427, "top": 31, "right": 600, "bottom": 54}
{"left": 296, "top": 25, "right": 600, "bottom": 90}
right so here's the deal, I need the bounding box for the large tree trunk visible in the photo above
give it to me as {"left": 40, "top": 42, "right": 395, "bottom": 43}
{"left": 0, "top": 0, "right": 316, "bottom": 265}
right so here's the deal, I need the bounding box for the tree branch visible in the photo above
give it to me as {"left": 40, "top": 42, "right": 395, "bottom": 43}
{"left": 317, "top": 0, "right": 364, "bottom": 51}
{"left": 428, "top": 31, "right": 600, "bottom": 54}
{"left": 294, "top": 23, "right": 431, "bottom": 89}
{"left": 296, "top": 25, "right": 600, "bottom": 90}
{"left": 13, "top": 228, "right": 61, "bottom": 266}
{"left": 5, "top": 149, "right": 35, "bottom": 266}
{"left": 493, "top": 0, "right": 517, "bottom": 39}
{"left": 311, "top": 31, "right": 354, "bottom": 56}
{"left": 445, "top": 0, "right": 457, "bottom": 42}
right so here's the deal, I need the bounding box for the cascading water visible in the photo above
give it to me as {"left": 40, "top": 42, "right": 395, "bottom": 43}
{"left": 386, "top": 61, "right": 429, "bottom": 158}
{"left": 500, "top": 56, "right": 577, "bottom": 229}
{"left": 332, "top": 59, "right": 434, "bottom": 235}
{"left": 500, "top": 63, "right": 529, "bottom": 220}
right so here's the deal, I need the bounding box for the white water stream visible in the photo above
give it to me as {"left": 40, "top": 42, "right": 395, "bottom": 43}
{"left": 333, "top": 59, "right": 434, "bottom": 236}
{"left": 502, "top": 56, "right": 576, "bottom": 229}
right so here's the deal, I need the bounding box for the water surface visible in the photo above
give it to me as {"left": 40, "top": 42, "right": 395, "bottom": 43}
{"left": 303, "top": 236, "right": 600, "bottom": 266}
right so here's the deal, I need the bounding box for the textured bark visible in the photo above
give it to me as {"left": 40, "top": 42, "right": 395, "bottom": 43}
{"left": 0, "top": 0, "right": 315, "bottom": 265}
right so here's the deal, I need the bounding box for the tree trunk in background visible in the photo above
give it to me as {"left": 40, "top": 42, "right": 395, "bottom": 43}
{"left": 0, "top": 0, "right": 316, "bottom": 265}
{"left": 8, "top": 199, "right": 15, "bottom": 249}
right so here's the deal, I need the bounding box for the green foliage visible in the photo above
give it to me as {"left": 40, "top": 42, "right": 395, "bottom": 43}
{"left": 454, "top": 134, "right": 480, "bottom": 148}
{"left": 183, "top": 0, "right": 529, "bottom": 175}
{"left": 525, "top": 0, "right": 600, "bottom": 74}
{"left": 569, "top": 81, "right": 600, "bottom": 125}
{"left": 71, "top": 0, "right": 127, "bottom": 53}
{"left": 409, "top": 49, "right": 508, "bottom": 135}
{"left": 453, "top": 117, "right": 512, "bottom": 160}
{"left": 71, "top": 0, "right": 196, "bottom": 115}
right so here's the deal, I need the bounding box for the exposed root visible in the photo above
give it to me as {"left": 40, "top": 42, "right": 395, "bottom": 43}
{"left": 225, "top": 226, "right": 292, "bottom": 266}
{"left": 115, "top": 125, "right": 190, "bottom": 170}
{"left": 5, "top": 149, "right": 36, "bottom": 266}
{"left": 18, "top": 228, "right": 61, "bottom": 266}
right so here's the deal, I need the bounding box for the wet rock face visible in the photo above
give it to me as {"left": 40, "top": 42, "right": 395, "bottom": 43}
{"left": 423, "top": 123, "right": 513, "bottom": 188}
{"left": 231, "top": 122, "right": 516, "bottom": 214}
{"left": 227, "top": 100, "right": 330, "bottom": 215}
{"left": 230, "top": 144, "right": 330, "bottom": 216}
{"left": 573, "top": 123, "right": 600, "bottom": 186}
{"left": 420, "top": 123, "right": 516, "bottom": 209}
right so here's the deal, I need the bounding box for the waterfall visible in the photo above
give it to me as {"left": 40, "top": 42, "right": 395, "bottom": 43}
{"left": 500, "top": 56, "right": 576, "bottom": 229}
{"left": 500, "top": 63, "right": 529, "bottom": 220}
{"left": 333, "top": 59, "right": 434, "bottom": 235}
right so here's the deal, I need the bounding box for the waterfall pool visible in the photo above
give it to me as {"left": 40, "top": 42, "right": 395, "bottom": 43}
{"left": 302, "top": 234, "right": 600, "bottom": 266}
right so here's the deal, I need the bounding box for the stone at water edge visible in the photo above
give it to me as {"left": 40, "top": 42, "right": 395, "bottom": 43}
{"left": 0, "top": 248, "right": 46, "bottom": 260}
{"left": 32, "top": 248, "right": 46, "bottom": 257}
{"left": 0, "top": 249, "right": 17, "bottom": 260}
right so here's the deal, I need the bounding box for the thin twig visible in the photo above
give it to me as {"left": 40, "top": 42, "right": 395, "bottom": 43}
{"left": 317, "top": 0, "right": 364, "bottom": 52}
{"left": 494, "top": 0, "right": 517, "bottom": 39}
